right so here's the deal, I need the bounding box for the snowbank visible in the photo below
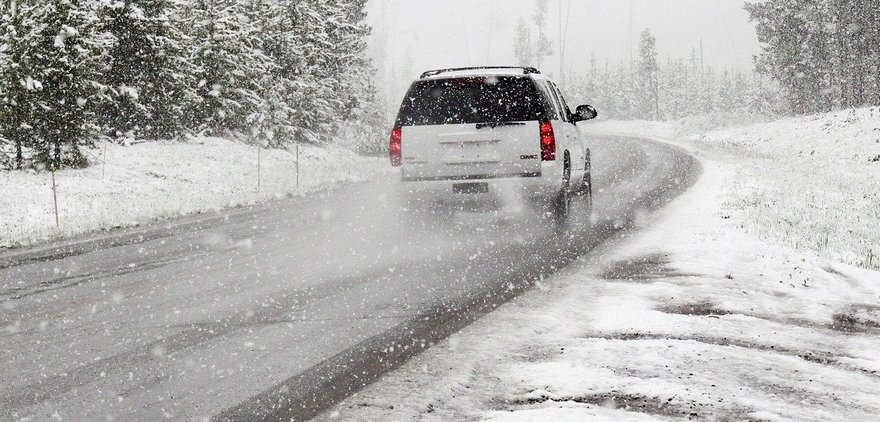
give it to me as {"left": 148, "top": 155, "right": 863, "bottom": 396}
{"left": 318, "top": 140, "right": 880, "bottom": 421}
{"left": 0, "top": 137, "right": 389, "bottom": 248}
{"left": 694, "top": 108, "right": 880, "bottom": 270}
{"left": 593, "top": 108, "right": 880, "bottom": 270}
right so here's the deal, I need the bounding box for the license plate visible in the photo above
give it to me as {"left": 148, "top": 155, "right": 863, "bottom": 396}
{"left": 453, "top": 182, "right": 489, "bottom": 194}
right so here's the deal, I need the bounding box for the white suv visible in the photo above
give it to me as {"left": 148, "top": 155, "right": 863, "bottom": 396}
{"left": 389, "top": 66, "right": 597, "bottom": 219}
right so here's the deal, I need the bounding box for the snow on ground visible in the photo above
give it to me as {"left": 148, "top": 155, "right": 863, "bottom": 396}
{"left": 317, "top": 111, "right": 880, "bottom": 421}
{"left": 0, "top": 137, "right": 388, "bottom": 249}
{"left": 593, "top": 109, "right": 880, "bottom": 271}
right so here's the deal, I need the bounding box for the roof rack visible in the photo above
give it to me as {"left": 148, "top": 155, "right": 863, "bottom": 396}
{"left": 419, "top": 66, "right": 541, "bottom": 79}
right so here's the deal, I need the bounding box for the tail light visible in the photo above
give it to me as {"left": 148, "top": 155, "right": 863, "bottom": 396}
{"left": 389, "top": 126, "right": 402, "bottom": 166}
{"left": 540, "top": 120, "right": 556, "bottom": 161}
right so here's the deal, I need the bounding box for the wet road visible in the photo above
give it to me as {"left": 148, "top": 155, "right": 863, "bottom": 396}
{"left": 0, "top": 134, "right": 698, "bottom": 421}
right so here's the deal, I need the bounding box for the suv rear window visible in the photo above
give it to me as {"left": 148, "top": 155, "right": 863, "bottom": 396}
{"left": 395, "top": 76, "right": 546, "bottom": 126}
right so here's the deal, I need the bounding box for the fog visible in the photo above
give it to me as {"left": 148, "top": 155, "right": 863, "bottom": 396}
{"left": 366, "top": 0, "right": 761, "bottom": 105}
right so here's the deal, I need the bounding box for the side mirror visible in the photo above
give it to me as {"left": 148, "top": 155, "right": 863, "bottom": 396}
{"left": 574, "top": 105, "right": 598, "bottom": 122}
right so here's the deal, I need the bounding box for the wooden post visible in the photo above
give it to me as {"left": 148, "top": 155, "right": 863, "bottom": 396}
{"left": 256, "top": 144, "right": 261, "bottom": 193}
{"left": 51, "top": 164, "right": 59, "bottom": 228}
{"left": 101, "top": 142, "right": 107, "bottom": 180}
{"left": 295, "top": 143, "right": 300, "bottom": 189}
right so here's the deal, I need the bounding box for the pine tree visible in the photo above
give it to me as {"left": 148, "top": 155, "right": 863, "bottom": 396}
{"left": 717, "top": 69, "right": 735, "bottom": 112}
{"left": 683, "top": 47, "right": 703, "bottom": 116}
{"left": 0, "top": 0, "right": 34, "bottom": 169}
{"left": 513, "top": 17, "right": 533, "bottom": 67}
{"left": 266, "top": 0, "right": 334, "bottom": 144}
{"left": 659, "top": 58, "right": 687, "bottom": 119}
{"left": 870, "top": 0, "right": 880, "bottom": 105}
{"left": 99, "top": 0, "right": 192, "bottom": 140}
{"left": 700, "top": 66, "right": 717, "bottom": 114}
{"left": 745, "top": 0, "right": 880, "bottom": 113}
{"left": 179, "top": 0, "right": 274, "bottom": 135}
{"left": 1, "top": 0, "right": 114, "bottom": 169}
{"left": 732, "top": 71, "right": 750, "bottom": 110}
{"left": 323, "top": 0, "right": 373, "bottom": 139}
{"left": 637, "top": 29, "right": 659, "bottom": 120}
{"left": 532, "top": 0, "right": 553, "bottom": 69}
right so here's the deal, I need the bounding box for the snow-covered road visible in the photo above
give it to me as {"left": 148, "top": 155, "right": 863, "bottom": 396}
{"left": 0, "top": 135, "right": 698, "bottom": 421}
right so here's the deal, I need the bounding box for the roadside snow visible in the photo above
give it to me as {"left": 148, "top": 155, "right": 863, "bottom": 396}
{"left": 0, "top": 137, "right": 388, "bottom": 248}
{"left": 593, "top": 109, "right": 880, "bottom": 271}
{"left": 317, "top": 113, "right": 880, "bottom": 421}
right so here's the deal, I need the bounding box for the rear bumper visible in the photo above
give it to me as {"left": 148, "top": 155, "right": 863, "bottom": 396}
{"left": 397, "top": 162, "right": 563, "bottom": 204}
{"left": 401, "top": 172, "right": 541, "bottom": 182}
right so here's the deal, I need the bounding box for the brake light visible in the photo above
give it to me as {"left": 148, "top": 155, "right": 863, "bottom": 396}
{"left": 540, "top": 120, "right": 555, "bottom": 161}
{"left": 389, "top": 126, "right": 402, "bottom": 166}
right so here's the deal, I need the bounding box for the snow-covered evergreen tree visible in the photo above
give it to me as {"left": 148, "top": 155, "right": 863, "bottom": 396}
{"left": 263, "top": 0, "right": 331, "bottom": 144}
{"left": 0, "top": 0, "right": 34, "bottom": 169}
{"left": 1, "top": 0, "right": 377, "bottom": 170}
{"left": 337, "top": 74, "right": 389, "bottom": 155}
{"left": 178, "top": 0, "right": 274, "bottom": 135}
{"left": 700, "top": 66, "right": 717, "bottom": 114}
{"left": 316, "top": 0, "right": 372, "bottom": 142}
{"left": 249, "top": 0, "right": 367, "bottom": 145}
{"left": 661, "top": 58, "right": 688, "bottom": 119}
{"left": 683, "top": 47, "right": 703, "bottom": 116}
{"left": 99, "top": 0, "right": 193, "bottom": 140}
{"left": 567, "top": 46, "right": 779, "bottom": 120}
{"left": 513, "top": 17, "right": 533, "bottom": 67}
{"left": 717, "top": 70, "right": 735, "bottom": 112}
{"left": 637, "top": 29, "right": 659, "bottom": 120}
{"left": 322, "top": 0, "right": 373, "bottom": 139}
{"left": 531, "top": 0, "right": 553, "bottom": 69}
{"left": 1, "top": 0, "right": 114, "bottom": 169}
{"left": 746, "top": 0, "right": 880, "bottom": 113}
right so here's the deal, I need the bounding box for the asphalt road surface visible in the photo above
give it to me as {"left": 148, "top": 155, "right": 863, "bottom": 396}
{"left": 0, "top": 134, "right": 699, "bottom": 421}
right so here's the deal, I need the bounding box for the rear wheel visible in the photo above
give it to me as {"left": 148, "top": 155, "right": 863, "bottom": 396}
{"left": 583, "top": 149, "right": 593, "bottom": 212}
{"left": 554, "top": 152, "right": 572, "bottom": 223}
{"left": 575, "top": 150, "right": 591, "bottom": 193}
{"left": 583, "top": 170, "right": 593, "bottom": 214}
{"left": 574, "top": 150, "right": 593, "bottom": 213}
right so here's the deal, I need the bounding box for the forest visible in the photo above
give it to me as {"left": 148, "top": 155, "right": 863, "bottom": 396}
{"left": 746, "top": 0, "right": 880, "bottom": 114}
{"left": 555, "top": 0, "right": 880, "bottom": 120}
{"left": 0, "top": 0, "right": 375, "bottom": 170}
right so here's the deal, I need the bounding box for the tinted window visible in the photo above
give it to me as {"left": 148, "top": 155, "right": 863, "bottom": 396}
{"left": 535, "top": 81, "right": 561, "bottom": 120}
{"left": 542, "top": 81, "right": 567, "bottom": 122}
{"left": 396, "top": 76, "right": 546, "bottom": 126}
{"left": 549, "top": 82, "right": 572, "bottom": 121}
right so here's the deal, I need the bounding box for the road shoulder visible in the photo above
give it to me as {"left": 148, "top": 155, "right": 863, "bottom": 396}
{"left": 1, "top": 138, "right": 389, "bottom": 252}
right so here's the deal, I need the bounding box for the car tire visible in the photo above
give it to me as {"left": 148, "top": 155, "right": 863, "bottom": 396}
{"left": 575, "top": 150, "right": 591, "bottom": 194}
{"left": 554, "top": 152, "right": 572, "bottom": 223}
{"left": 572, "top": 149, "right": 593, "bottom": 217}
{"left": 583, "top": 170, "right": 593, "bottom": 214}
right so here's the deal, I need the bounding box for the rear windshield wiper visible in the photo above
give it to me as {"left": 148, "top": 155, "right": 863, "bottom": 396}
{"left": 475, "top": 122, "right": 526, "bottom": 130}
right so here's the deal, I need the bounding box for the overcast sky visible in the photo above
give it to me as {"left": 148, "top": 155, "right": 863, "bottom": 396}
{"left": 366, "top": 0, "right": 762, "bottom": 103}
